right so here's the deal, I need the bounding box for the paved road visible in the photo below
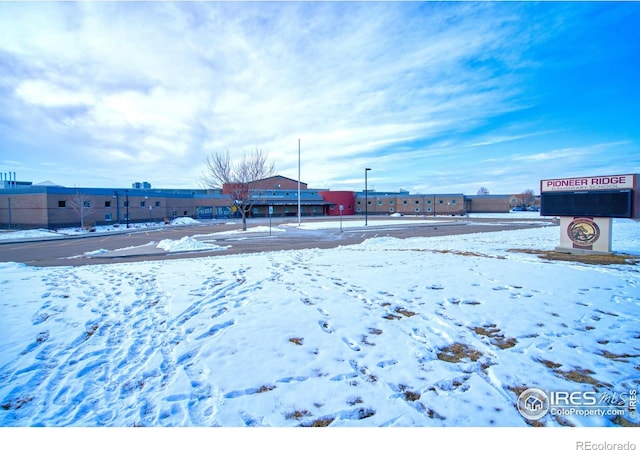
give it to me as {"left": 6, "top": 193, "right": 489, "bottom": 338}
{"left": 0, "top": 216, "right": 556, "bottom": 267}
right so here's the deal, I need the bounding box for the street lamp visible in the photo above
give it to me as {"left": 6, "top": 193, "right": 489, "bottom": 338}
{"left": 125, "top": 189, "right": 130, "bottom": 228}
{"left": 113, "top": 191, "right": 120, "bottom": 225}
{"left": 365, "top": 168, "right": 371, "bottom": 226}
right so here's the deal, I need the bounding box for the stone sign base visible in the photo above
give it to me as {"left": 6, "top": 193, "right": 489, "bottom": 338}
{"left": 555, "top": 216, "right": 612, "bottom": 255}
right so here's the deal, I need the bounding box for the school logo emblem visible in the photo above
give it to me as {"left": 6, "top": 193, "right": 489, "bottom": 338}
{"left": 567, "top": 217, "right": 600, "bottom": 247}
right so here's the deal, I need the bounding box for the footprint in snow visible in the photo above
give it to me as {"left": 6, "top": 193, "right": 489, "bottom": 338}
{"left": 319, "top": 320, "right": 334, "bottom": 334}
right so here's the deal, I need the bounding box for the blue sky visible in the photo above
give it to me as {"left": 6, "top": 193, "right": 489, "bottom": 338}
{"left": 1, "top": 1, "right": 639, "bottom": 195}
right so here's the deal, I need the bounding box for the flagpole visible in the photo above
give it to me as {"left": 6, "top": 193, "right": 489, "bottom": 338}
{"left": 298, "top": 138, "right": 301, "bottom": 226}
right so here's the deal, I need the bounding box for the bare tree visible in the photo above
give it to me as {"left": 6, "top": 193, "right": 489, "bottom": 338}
{"left": 519, "top": 189, "right": 536, "bottom": 207}
{"left": 477, "top": 186, "right": 490, "bottom": 195}
{"left": 202, "top": 149, "right": 276, "bottom": 231}
{"left": 69, "top": 190, "right": 96, "bottom": 229}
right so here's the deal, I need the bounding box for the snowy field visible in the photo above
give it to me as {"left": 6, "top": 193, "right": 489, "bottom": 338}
{"left": 1, "top": 217, "right": 639, "bottom": 447}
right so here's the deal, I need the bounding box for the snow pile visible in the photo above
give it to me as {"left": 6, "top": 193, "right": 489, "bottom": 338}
{"left": 169, "top": 217, "right": 201, "bottom": 226}
{"left": 0, "top": 229, "right": 62, "bottom": 240}
{"left": 84, "top": 249, "right": 109, "bottom": 257}
{"left": 199, "top": 225, "right": 285, "bottom": 238}
{"left": 156, "top": 236, "right": 226, "bottom": 252}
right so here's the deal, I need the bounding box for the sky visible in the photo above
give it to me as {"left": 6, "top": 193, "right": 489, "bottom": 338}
{"left": 1, "top": 217, "right": 639, "bottom": 445}
{"left": 0, "top": 1, "right": 639, "bottom": 195}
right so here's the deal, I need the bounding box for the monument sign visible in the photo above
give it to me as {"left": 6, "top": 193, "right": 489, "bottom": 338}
{"left": 540, "top": 174, "right": 639, "bottom": 254}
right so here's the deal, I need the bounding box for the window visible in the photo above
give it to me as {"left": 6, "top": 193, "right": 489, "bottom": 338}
{"left": 140, "top": 201, "right": 146, "bottom": 207}
{"left": 415, "top": 200, "right": 420, "bottom": 204}
{"left": 83, "top": 200, "right": 90, "bottom": 208}
{"left": 415, "top": 207, "right": 420, "bottom": 213}
{"left": 378, "top": 200, "right": 383, "bottom": 206}
{"left": 58, "top": 200, "right": 66, "bottom": 208}
{"left": 105, "top": 213, "right": 113, "bottom": 221}
{"left": 155, "top": 201, "right": 160, "bottom": 207}
{"left": 451, "top": 199, "right": 457, "bottom": 205}
{"left": 439, "top": 200, "right": 444, "bottom": 205}
{"left": 389, "top": 200, "right": 394, "bottom": 206}
{"left": 124, "top": 200, "right": 129, "bottom": 207}
{"left": 403, "top": 200, "right": 408, "bottom": 205}
{"left": 105, "top": 201, "right": 111, "bottom": 207}
{"left": 427, "top": 200, "right": 432, "bottom": 205}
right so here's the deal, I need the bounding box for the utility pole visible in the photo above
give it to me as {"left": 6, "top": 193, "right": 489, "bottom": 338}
{"left": 298, "top": 138, "right": 301, "bottom": 227}
{"left": 365, "top": 168, "right": 371, "bottom": 226}
{"left": 125, "top": 190, "right": 130, "bottom": 228}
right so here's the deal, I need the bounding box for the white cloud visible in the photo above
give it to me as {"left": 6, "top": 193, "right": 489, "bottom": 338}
{"left": 1, "top": 2, "right": 637, "bottom": 192}
{"left": 15, "top": 80, "right": 95, "bottom": 107}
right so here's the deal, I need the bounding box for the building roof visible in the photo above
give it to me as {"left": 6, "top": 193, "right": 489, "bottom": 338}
{"left": 34, "top": 180, "right": 62, "bottom": 186}
{"left": 254, "top": 175, "right": 305, "bottom": 185}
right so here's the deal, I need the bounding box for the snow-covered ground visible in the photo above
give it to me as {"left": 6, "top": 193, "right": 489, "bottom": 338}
{"left": 1, "top": 217, "right": 639, "bottom": 447}
{"left": 0, "top": 216, "right": 203, "bottom": 241}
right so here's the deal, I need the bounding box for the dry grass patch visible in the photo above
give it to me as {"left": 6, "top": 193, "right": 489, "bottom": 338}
{"left": 82, "top": 323, "right": 100, "bottom": 342}
{"left": 611, "top": 415, "right": 640, "bottom": 427}
{"left": 507, "top": 385, "right": 529, "bottom": 398}
{"left": 398, "top": 384, "right": 422, "bottom": 401}
{"left": 555, "top": 368, "right": 611, "bottom": 388}
{"left": 289, "top": 337, "right": 304, "bottom": 346}
{"left": 303, "top": 417, "right": 335, "bottom": 427}
{"left": 395, "top": 307, "right": 417, "bottom": 317}
{"left": 257, "top": 385, "right": 276, "bottom": 393}
{"left": 535, "top": 359, "right": 610, "bottom": 388}
{"left": 1, "top": 395, "right": 34, "bottom": 411}
{"left": 404, "top": 391, "right": 421, "bottom": 401}
{"left": 431, "top": 249, "right": 507, "bottom": 259}
{"left": 472, "top": 324, "right": 518, "bottom": 349}
{"left": 508, "top": 249, "right": 640, "bottom": 266}
{"left": 285, "top": 409, "right": 312, "bottom": 420}
{"left": 437, "top": 343, "right": 482, "bottom": 363}
{"left": 535, "top": 358, "right": 562, "bottom": 369}
{"left": 599, "top": 349, "right": 640, "bottom": 362}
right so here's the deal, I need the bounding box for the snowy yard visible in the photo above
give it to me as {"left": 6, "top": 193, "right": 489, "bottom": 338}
{"left": 1, "top": 218, "right": 639, "bottom": 442}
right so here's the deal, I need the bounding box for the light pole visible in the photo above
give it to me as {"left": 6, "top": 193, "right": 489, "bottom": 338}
{"left": 365, "top": 168, "right": 371, "bottom": 226}
{"left": 113, "top": 191, "right": 120, "bottom": 225}
{"left": 125, "top": 189, "right": 130, "bottom": 228}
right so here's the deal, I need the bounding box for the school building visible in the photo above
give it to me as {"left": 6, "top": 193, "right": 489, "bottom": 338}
{"left": 0, "top": 175, "right": 518, "bottom": 229}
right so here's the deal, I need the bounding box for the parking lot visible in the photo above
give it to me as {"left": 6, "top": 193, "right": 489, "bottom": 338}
{"left": 0, "top": 216, "right": 555, "bottom": 267}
